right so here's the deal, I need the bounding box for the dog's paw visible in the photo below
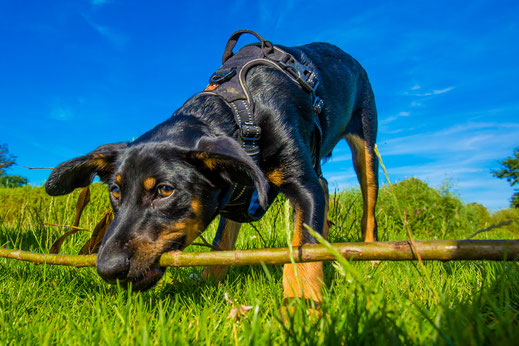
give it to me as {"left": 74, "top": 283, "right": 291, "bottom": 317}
{"left": 279, "top": 298, "right": 322, "bottom": 324}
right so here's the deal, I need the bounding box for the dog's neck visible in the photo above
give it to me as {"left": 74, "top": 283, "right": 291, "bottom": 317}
{"left": 133, "top": 93, "right": 237, "bottom": 148}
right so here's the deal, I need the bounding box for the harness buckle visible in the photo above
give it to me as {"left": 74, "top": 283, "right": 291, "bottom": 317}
{"left": 313, "top": 96, "right": 324, "bottom": 114}
{"left": 302, "top": 76, "right": 319, "bottom": 95}
{"left": 278, "top": 58, "right": 299, "bottom": 77}
{"left": 278, "top": 57, "right": 319, "bottom": 95}
{"left": 240, "top": 121, "right": 262, "bottom": 140}
{"left": 209, "top": 67, "right": 237, "bottom": 84}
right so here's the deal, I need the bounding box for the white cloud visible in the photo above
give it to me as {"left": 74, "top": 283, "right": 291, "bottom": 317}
{"left": 380, "top": 86, "right": 455, "bottom": 126}
{"left": 375, "top": 121, "right": 519, "bottom": 210}
{"left": 380, "top": 121, "right": 519, "bottom": 156}
{"left": 380, "top": 115, "right": 398, "bottom": 125}
{"left": 323, "top": 119, "right": 518, "bottom": 210}
{"left": 91, "top": 0, "right": 110, "bottom": 6}
{"left": 403, "top": 86, "right": 455, "bottom": 97}
{"left": 380, "top": 110, "right": 412, "bottom": 125}
{"left": 82, "top": 15, "right": 128, "bottom": 47}
{"left": 49, "top": 106, "right": 73, "bottom": 121}
{"left": 326, "top": 173, "right": 358, "bottom": 192}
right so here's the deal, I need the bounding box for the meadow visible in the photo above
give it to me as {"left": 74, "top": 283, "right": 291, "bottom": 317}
{"left": 0, "top": 178, "right": 518, "bottom": 345}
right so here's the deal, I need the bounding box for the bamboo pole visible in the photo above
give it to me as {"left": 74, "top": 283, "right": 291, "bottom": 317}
{"left": 1, "top": 240, "right": 518, "bottom": 268}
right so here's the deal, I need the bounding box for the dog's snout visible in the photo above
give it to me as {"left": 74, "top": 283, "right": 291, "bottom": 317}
{"left": 96, "top": 251, "right": 131, "bottom": 283}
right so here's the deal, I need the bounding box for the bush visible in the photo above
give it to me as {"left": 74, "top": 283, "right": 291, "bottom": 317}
{"left": 328, "top": 177, "right": 515, "bottom": 241}
{"left": 0, "top": 178, "right": 516, "bottom": 244}
{"left": 490, "top": 208, "right": 519, "bottom": 236}
{"left": 0, "top": 175, "right": 28, "bottom": 188}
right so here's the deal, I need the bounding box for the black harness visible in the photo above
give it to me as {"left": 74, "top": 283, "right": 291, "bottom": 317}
{"left": 201, "top": 30, "right": 324, "bottom": 223}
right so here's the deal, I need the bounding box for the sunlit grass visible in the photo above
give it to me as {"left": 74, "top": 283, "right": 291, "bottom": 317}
{"left": 0, "top": 181, "right": 518, "bottom": 344}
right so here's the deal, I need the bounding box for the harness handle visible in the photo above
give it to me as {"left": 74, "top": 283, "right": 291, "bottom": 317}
{"left": 222, "top": 30, "right": 273, "bottom": 64}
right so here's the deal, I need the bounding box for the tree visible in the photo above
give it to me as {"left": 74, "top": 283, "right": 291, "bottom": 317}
{"left": 0, "top": 144, "right": 28, "bottom": 188}
{"left": 492, "top": 147, "right": 519, "bottom": 208}
{"left": 0, "top": 175, "right": 28, "bottom": 188}
{"left": 0, "top": 144, "right": 16, "bottom": 176}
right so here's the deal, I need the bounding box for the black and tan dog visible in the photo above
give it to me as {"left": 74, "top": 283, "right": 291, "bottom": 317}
{"left": 45, "top": 31, "right": 378, "bottom": 305}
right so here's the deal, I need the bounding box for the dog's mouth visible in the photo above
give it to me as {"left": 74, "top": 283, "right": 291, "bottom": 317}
{"left": 128, "top": 266, "right": 165, "bottom": 291}
{"left": 123, "top": 237, "right": 186, "bottom": 291}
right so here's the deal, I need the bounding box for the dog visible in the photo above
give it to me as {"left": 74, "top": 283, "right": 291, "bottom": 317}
{"left": 45, "top": 31, "right": 378, "bottom": 305}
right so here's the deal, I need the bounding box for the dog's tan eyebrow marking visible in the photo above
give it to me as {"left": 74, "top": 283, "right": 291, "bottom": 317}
{"left": 143, "top": 177, "right": 156, "bottom": 190}
{"left": 115, "top": 174, "right": 122, "bottom": 184}
{"left": 204, "top": 159, "right": 218, "bottom": 170}
{"left": 90, "top": 154, "right": 109, "bottom": 170}
{"left": 196, "top": 153, "right": 218, "bottom": 170}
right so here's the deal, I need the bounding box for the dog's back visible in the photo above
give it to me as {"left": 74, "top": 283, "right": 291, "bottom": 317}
{"left": 279, "top": 42, "right": 376, "bottom": 157}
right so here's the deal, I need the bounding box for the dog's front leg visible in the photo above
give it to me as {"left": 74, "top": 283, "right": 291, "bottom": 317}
{"left": 201, "top": 217, "right": 241, "bottom": 281}
{"left": 268, "top": 169, "right": 327, "bottom": 306}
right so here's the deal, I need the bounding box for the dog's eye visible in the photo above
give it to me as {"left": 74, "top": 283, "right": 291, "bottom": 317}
{"left": 110, "top": 185, "right": 120, "bottom": 200}
{"left": 157, "top": 184, "right": 174, "bottom": 198}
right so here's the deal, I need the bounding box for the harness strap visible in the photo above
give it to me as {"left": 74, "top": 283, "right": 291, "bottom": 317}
{"left": 204, "top": 30, "right": 324, "bottom": 168}
{"left": 228, "top": 99, "right": 261, "bottom": 161}
{"left": 200, "top": 30, "right": 327, "bottom": 222}
{"left": 313, "top": 116, "right": 323, "bottom": 176}
{"left": 222, "top": 30, "right": 273, "bottom": 64}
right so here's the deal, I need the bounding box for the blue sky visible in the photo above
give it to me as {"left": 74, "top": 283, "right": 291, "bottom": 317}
{"left": 1, "top": 0, "right": 518, "bottom": 210}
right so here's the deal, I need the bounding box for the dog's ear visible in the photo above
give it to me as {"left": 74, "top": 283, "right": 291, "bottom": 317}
{"left": 45, "top": 142, "right": 128, "bottom": 196}
{"left": 187, "top": 136, "right": 269, "bottom": 207}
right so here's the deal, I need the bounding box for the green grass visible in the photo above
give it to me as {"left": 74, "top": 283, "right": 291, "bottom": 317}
{"left": 0, "top": 179, "right": 518, "bottom": 344}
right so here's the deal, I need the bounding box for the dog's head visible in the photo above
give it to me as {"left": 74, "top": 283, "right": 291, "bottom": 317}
{"left": 46, "top": 136, "right": 267, "bottom": 291}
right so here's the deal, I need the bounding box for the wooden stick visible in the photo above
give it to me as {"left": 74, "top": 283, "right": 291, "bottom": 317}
{"left": 1, "top": 240, "right": 518, "bottom": 268}
{"left": 468, "top": 220, "right": 513, "bottom": 239}
{"left": 23, "top": 166, "right": 54, "bottom": 170}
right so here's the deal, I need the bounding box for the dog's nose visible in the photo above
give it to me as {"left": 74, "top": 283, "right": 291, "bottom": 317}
{"left": 96, "top": 252, "right": 130, "bottom": 283}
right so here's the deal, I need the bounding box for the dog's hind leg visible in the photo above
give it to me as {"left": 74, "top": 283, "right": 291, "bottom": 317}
{"left": 320, "top": 177, "right": 331, "bottom": 240}
{"left": 345, "top": 88, "right": 379, "bottom": 242}
{"left": 201, "top": 217, "right": 241, "bottom": 280}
